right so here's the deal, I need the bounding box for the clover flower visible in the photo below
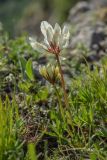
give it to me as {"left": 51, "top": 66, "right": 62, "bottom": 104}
{"left": 29, "top": 21, "right": 70, "bottom": 55}
{"left": 39, "top": 64, "right": 60, "bottom": 85}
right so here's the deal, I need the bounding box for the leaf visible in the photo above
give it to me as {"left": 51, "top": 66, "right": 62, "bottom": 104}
{"left": 19, "top": 57, "right": 27, "bottom": 71}
{"left": 90, "top": 152, "right": 97, "bottom": 160}
{"left": 25, "top": 59, "right": 34, "bottom": 81}
{"left": 34, "top": 87, "right": 48, "bottom": 102}
{"left": 18, "top": 81, "right": 32, "bottom": 92}
{"left": 27, "top": 143, "right": 37, "bottom": 160}
{"left": 19, "top": 57, "right": 27, "bottom": 78}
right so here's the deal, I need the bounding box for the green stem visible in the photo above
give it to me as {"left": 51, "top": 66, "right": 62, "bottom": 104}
{"left": 55, "top": 54, "right": 69, "bottom": 109}
{"left": 54, "top": 85, "right": 65, "bottom": 120}
{"left": 54, "top": 86, "right": 62, "bottom": 108}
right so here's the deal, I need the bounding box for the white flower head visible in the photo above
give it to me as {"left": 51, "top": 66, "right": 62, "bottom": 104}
{"left": 29, "top": 21, "right": 70, "bottom": 55}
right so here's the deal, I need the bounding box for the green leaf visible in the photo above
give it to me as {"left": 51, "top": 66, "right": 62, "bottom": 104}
{"left": 19, "top": 57, "right": 27, "bottom": 77}
{"left": 19, "top": 57, "right": 27, "bottom": 71}
{"left": 25, "top": 59, "right": 34, "bottom": 81}
{"left": 27, "top": 143, "right": 37, "bottom": 160}
{"left": 90, "top": 152, "right": 97, "bottom": 160}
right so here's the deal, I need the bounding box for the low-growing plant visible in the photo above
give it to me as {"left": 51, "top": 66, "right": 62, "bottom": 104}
{"left": 0, "top": 96, "right": 24, "bottom": 160}
{"left": 1, "top": 20, "right": 107, "bottom": 160}
{"left": 29, "top": 21, "right": 70, "bottom": 110}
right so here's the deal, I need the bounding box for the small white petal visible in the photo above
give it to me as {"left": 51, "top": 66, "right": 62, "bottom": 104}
{"left": 40, "top": 21, "right": 53, "bottom": 39}
{"left": 29, "top": 37, "right": 48, "bottom": 54}
{"left": 62, "top": 39, "right": 69, "bottom": 49}
{"left": 59, "top": 25, "right": 70, "bottom": 49}
{"left": 64, "top": 31, "right": 70, "bottom": 40}
{"left": 62, "top": 25, "right": 69, "bottom": 35}
{"left": 46, "top": 27, "right": 54, "bottom": 43}
{"left": 58, "top": 34, "right": 64, "bottom": 48}
{"left": 29, "top": 37, "right": 37, "bottom": 43}
{"left": 54, "top": 23, "right": 61, "bottom": 34}
{"left": 59, "top": 35, "right": 69, "bottom": 49}
{"left": 40, "top": 21, "right": 49, "bottom": 37}
{"left": 43, "top": 38, "right": 50, "bottom": 48}
{"left": 62, "top": 26, "right": 70, "bottom": 41}
{"left": 52, "top": 23, "right": 61, "bottom": 44}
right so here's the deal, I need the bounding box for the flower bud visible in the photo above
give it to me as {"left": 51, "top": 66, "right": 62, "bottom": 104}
{"left": 39, "top": 64, "right": 60, "bottom": 84}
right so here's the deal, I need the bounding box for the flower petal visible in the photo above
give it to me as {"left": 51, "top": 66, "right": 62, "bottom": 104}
{"left": 59, "top": 25, "right": 70, "bottom": 49}
{"left": 40, "top": 21, "right": 49, "bottom": 37}
{"left": 40, "top": 21, "right": 53, "bottom": 39}
{"left": 59, "top": 35, "right": 69, "bottom": 49}
{"left": 62, "top": 25, "right": 70, "bottom": 36}
{"left": 52, "top": 23, "right": 61, "bottom": 44}
{"left": 46, "top": 26, "right": 54, "bottom": 43}
{"left": 43, "top": 38, "right": 50, "bottom": 48}
{"left": 29, "top": 37, "right": 48, "bottom": 54}
{"left": 62, "top": 39, "right": 69, "bottom": 49}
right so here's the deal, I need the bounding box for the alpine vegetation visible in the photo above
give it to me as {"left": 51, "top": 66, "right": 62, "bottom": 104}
{"left": 29, "top": 21, "right": 70, "bottom": 109}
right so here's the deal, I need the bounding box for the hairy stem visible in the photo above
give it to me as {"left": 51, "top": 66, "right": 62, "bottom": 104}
{"left": 55, "top": 54, "right": 69, "bottom": 108}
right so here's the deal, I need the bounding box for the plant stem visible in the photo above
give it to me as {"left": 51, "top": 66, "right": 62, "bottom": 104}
{"left": 54, "top": 85, "right": 65, "bottom": 120}
{"left": 55, "top": 54, "right": 69, "bottom": 108}
{"left": 54, "top": 86, "right": 62, "bottom": 108}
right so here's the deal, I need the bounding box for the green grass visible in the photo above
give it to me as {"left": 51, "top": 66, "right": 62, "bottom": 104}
{"left": 0, "top": 96, "right": 24, "bottom": 159}
{"left": 0, "top": 30, "right": 107, "bottom": 159}
{"left": 48, "top": 66, "right": 107, "bottom": 159}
